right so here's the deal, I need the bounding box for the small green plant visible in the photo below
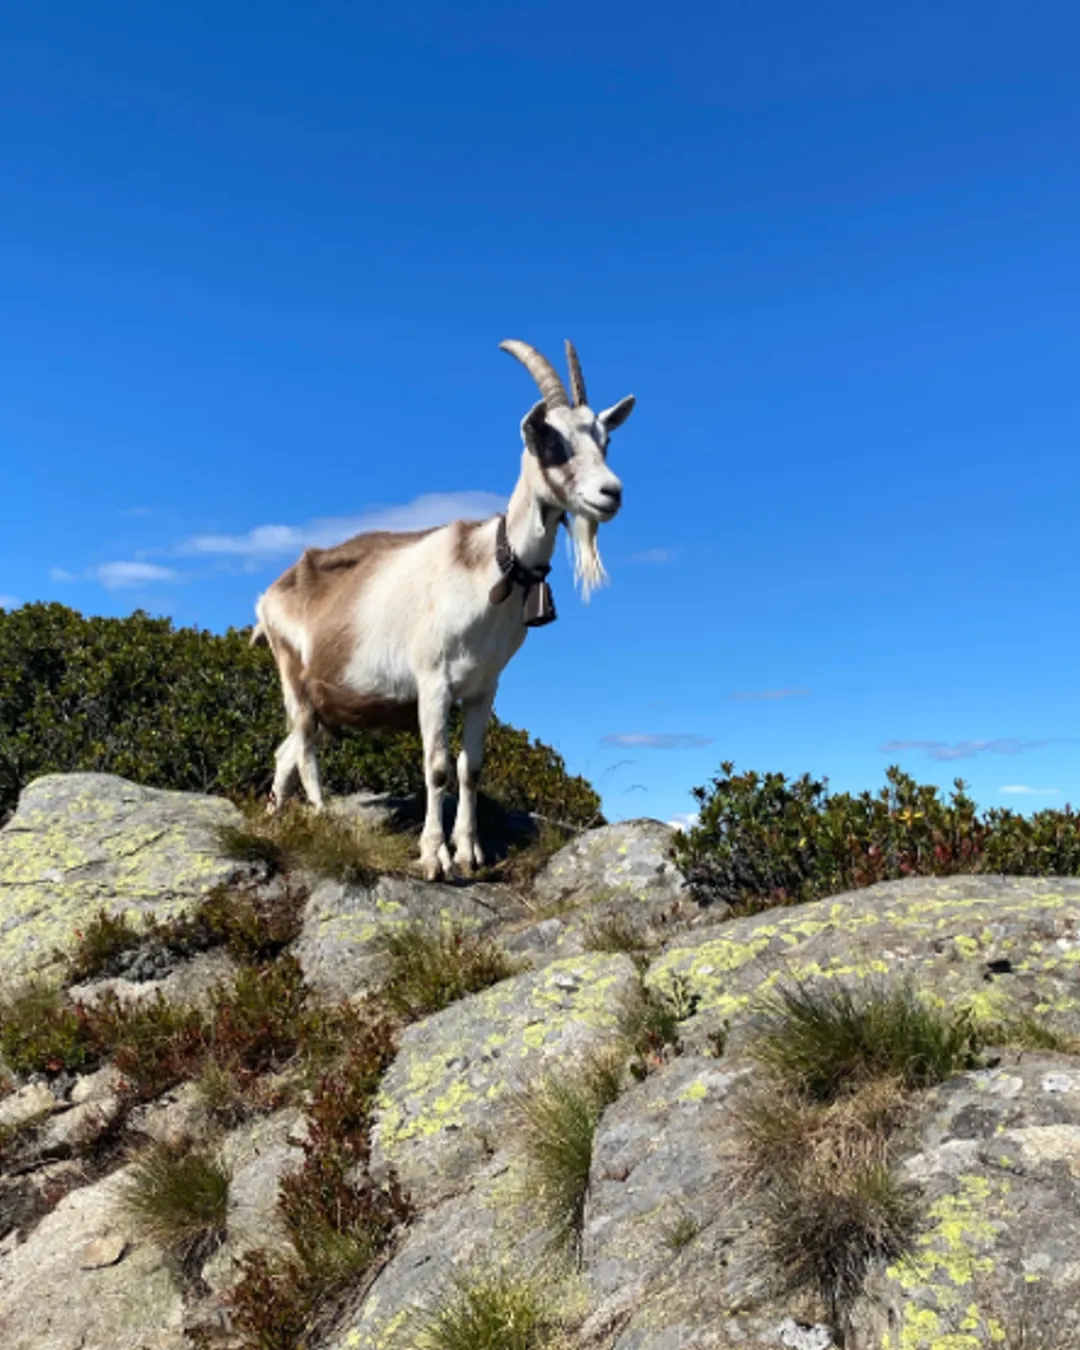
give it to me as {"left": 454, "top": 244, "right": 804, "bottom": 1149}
{"left": 659, "top": 1208, "right": 700, "bottom": 1253}
{"left": 65, "top": 908, "right": 143, "bottom": 982}
{"left": 751, "top": 979, "right": 980, "bottom": 1102}
{"left": 194, "top": 882, "right": 306, "bottom": 964}
{"left": 516, "top": 1047, "right": 624, "bottom": 1258}
{"left": 120, "top": 1143, "right": 230, "bottom": 1272}
{"left": 616, "top": 972, "right": 697, "bottom": 1077}
{"left": 581, "top": 912, "right": 651, "bottom": 955}
{"left": 375, "top": 921, "right": 521, "bottom": 1020}
{"left": 0, "top": 982, "right": 101, "bottom": 1075}
{"left": 979, "top": 1013, "right": 1080, "bottom": 1054}
{"left": 415, "top": 1267, "right": 558, "bottom": 1350}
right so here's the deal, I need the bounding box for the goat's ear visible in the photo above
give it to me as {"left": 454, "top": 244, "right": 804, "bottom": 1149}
{"left": 520, "top": 400, "right": 549, "bottom": 456}
{"left": 598, "top": 395, "right": 636, "bottom": 433}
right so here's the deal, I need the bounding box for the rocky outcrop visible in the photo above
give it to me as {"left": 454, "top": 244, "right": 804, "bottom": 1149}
{"left": 4, "top": 774, "right": 1080, "bottom": 1350}
{"left": 0, "top": 774, "right": 245, "bottom": 984}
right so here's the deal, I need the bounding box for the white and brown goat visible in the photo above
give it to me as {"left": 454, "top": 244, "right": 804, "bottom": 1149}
{"left": 253, "top": 340, "right": 635, "bottom": 879}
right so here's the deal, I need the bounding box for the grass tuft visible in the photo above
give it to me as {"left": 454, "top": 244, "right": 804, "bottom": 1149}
{"left": 416, "top": 1268, "right": 558, "bottom": 1350}
{"left": 581, "top": 912, "right": 652, "bottom": 956}
{"left": 615, "top": 970, "right": 697, "bottom": 1077}
{"left": 751, "top": 978, "right": 979, "bottom": 1101}
{"left": 120, "top": 1143, "right": 230, "bottom": 1272}
{"left": 216, "top": 802, "right": 415, "bottom": 886}
{"left": 375, "top": 921, "right": 521, "bottom": 1021}
{"left": 516, "top": 1047, "right": 624, "bottom": 1259}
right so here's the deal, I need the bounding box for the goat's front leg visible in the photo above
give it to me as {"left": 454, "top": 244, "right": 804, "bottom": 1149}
{"left": 451, "top": 685, "right": 496, "bottom": 874}
{"left": 417, "top": 678, "right": 453, "bottom": 882}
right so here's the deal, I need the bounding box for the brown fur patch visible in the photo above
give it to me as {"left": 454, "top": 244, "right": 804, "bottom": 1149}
{"left": 450, "top": 518, "right": 492, "bottom": 571}
{"left": 262, "top": 528, "right": 440, "bottom": 735}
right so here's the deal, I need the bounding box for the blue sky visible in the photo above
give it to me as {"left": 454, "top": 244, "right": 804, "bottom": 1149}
{"left": 3, "top": 2, "right": 1080, "bottom": 826}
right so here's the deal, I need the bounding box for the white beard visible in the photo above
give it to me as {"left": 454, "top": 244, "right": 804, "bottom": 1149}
{"left": 568, "top": 513, "right": 608, "bottom": 601}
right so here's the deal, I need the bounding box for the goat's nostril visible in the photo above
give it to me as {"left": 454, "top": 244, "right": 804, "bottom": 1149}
{"left": 601, "top": 484, "right": 622, "bottom": 505}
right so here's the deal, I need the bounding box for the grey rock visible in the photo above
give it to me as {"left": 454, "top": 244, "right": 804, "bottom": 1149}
{"left": 531, "top": 820, "right": 687, "bottom": 913}
{"left": 0, "top": 1083, "right": 55, "bottom": 1131}
{"left": 0, "top": 773, "right": 246, "bottom": 984}
{"left": 373, "top": 952, "right": 639, "bottom": 1206}
{"left": 295, "top": 873, "right": 526, "bottom": 1000}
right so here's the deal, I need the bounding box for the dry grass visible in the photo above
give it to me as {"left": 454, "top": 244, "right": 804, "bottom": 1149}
{"left": 217, "top": 801, "right": 415, "bottom": 885}
{"left": 737, "top": 1077, "right": 917, "bottom": 1327}
{"left": 515, "top": 1046, "right": 624, "bottom": 1259}
{"left": 732, "top": 978, "right": 981, "bottom": 1331}
{"left": 581, "top": 912, "right": 652, "bottom": 956}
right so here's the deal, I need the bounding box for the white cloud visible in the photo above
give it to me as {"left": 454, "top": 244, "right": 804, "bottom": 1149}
{"left": 180, "top": 491, "right": 507, "bottom": 563}
{"left": 92, "top": 562, "right": 178, "bottom": 590}
{"left": 631, "top": 547, "right": 677, "bottom": 564}
{"left": 728, "top": 687, "right": 810, "bottom": 701}
{"left": 601, "top": 733, "right": 714, "bottom": 749}
{"left": 122, "top": 506, "right": 152, "bottom": 518}
{"left": 880, "top": 738, "right": 1061, "bottom": 762}
{"left": 52, "top": 561, "right": 179, "bottom": 590}
{"left": 1000, "top": 785, "right": 1060, "bottom": 796}
{"left": 0, "top": 594, "right": 20, "bottom": 609}
{"left": 667, "top": 812, "right": 700, "bottom": 831}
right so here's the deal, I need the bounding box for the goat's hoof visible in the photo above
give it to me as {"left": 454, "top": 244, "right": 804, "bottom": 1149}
{"left": 265, "top": 793, "right": 279, "bottom": 817}
{"left": 420, "top": 842, "right": 454, "bottom": 882}
{"left": 452, "top": 840, "right": 485, "bottom": 874}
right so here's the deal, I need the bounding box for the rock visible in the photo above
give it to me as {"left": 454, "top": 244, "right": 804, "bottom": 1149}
{"left": 295, "top": 874, "right": 526, "bottom": 1000}
{"left": 78, "top": 1233, "right": 127, "bottom": 1269}
{"left": 531, "top": 820, "right": 687, "bottom": 914}
{"left": 649, "top": 874, "right": 1080, "bottom": 1055}
{"left": 373, "top": 953, "right": 639, "bottom": 1206}
{"left": 40, "top": 1091, "right": 124, "bottom": 1154}
{"left": 0, "top": 774, "right": 245, "bottom": 985}
{"left": 852, "top": 1052, "right": 1080, "bottom": 1349}
{"left": 201, "top": 1108, "right": 304, "bottom": 1290}
{"left": 0, "top": 1083, "right": 56, "bottom": 1131}
{"left": 0, "top": 1165, "right": 185, "bottom": 1350}
{"left": 68, "top": 948, "right": 237, "bottom": 1012}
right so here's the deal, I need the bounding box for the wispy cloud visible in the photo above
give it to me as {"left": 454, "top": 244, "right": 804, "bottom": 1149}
{"left": 630, "top": 547, "right": 678, "bottom": 564}
{"left": 1000, "top": 784, "right": 1060, "bottom": 797}
{"left": 601, "top": 733, "right": 714, "bottom": 749}
{"left": 0, "top": 594, "right": 20, "bottom": 609}
{"left": 728, "top": 687, "right": 811, "bottom": 701}
{"left": 879, "top": 738, "right": 1062, "bottom": 762}
{"left": 180, "top": 491, "right": 506, "bottom": 564}
{"left": 50, "top": 562, "right": 179, "bottom": 590}
{"left": 122, "top": 506, "right": 152, "bottom": 518}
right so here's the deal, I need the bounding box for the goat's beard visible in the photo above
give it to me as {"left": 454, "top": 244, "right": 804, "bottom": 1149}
{"left": 567, "top": 513, "right": 608, "bottom": 601}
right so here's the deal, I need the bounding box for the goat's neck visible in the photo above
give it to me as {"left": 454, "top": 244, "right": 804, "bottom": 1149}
{"left": 504, "top": 470, "right": 560, "bottom": 571}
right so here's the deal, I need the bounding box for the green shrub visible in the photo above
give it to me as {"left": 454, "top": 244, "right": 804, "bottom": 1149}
{"left": 0, "top": 603, "right": 601, "bottom": 826}
{"left": 0, "top": 983, "right": 101, "bottom": 1075}
{"left": 673, "top": 761, "right": 1080, "bottom": 913}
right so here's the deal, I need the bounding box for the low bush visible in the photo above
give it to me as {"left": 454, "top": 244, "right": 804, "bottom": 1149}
{"left": 673, "top": 761, "right": 1080, "bottom": 913}
{"left": 0, "top": 603, "right": 601, "bottom": 827}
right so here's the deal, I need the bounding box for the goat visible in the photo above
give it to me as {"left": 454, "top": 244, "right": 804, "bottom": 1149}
{"left": 253, "top": 339, "right": 635, "bottom": 880}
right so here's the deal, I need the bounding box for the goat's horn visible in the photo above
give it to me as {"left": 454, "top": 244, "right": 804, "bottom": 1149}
{"left": 500, "top": 340, "right": 569, "bottom": 410}
{"left": 565, "top": 340, "right": 587, "bottom": 408}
